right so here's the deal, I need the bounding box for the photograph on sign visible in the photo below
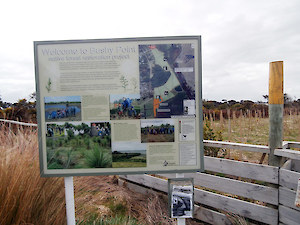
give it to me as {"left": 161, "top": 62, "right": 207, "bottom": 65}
{"left": 45, "top": 96, "right": 81, "bottom": 122}
{"left": 168, "top": 178, "right": 194, "bottom": 218}
{"left": 112, "top": 141, "right": 147, "bottom": 168}
{"left": 110, "top": 94, "right": 141, "bottom": 120}
{"left": 141, "top": 119, "right": 175, "bottom": 143}
{"left": 46, "top": 121, "right": 112, "bottom": 169}
{"left": 34, "top": 36, "right": 203, "bottom": 176}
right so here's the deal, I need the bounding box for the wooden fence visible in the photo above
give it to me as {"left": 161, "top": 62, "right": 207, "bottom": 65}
{"left": 120, "top": 140, "right": 300, "bottom": 225}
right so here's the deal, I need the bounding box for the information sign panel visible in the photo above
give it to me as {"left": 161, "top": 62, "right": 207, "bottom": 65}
{"left": 34, "top": 36, "right": 203, "bottom": 176}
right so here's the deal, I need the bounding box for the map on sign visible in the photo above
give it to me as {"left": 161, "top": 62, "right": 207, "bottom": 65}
{"left": 139, "top": 44, "right": 195, "bottom": 119}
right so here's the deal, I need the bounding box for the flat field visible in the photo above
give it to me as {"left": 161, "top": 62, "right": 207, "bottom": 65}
{"left": 209, "top": 114, "right": 300, "bottom": 163}
{"left": 141, "top": 133, "right": 174, "bottom": 143}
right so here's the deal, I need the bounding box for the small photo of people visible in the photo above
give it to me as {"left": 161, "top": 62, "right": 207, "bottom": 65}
{"left": 110, "top": 94, "right": 141, "bottom": 120}
{"left": 45, "top": 96, "right": 81, "bottom": 122}
{"left": 90, "top": 122, "right": 111, "bottom": 138}
{"left": 141, "top": 119, "right": 175, "bottom": 143}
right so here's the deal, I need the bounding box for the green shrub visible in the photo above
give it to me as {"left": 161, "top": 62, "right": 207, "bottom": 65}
{"left": 85, "top": 146, "right": 112, "bottom": 168}
{"left": 84, "top": 136, "right": 91, "bottom": 149}
{"left": 203, "top": 117, "right": 224, "bottom": 157}
{"left": 67, "top": 129, "right": 74, "bottom": 140}
{"left": 107, "top": 199, "right": 127, "bottom": 217}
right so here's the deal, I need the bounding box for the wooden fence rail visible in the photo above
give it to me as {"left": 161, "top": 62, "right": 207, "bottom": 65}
{"left": 204, "top": 140, "right": 270, "bottom": 153}
{"left": 0, "top": 119, "right": 37, "bottom": 127}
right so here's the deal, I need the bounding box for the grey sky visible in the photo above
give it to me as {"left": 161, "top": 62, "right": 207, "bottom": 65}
{"left": 0, "top": 0, "right": 299, "bottom": 103}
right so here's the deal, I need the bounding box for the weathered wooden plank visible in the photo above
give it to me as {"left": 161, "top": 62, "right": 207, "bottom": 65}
{"left": 279, "top": 205, "right": 300, "bottom": 225}
{"left": 194, "top": 205, "right": 231, "bottom": 225}
{"left": 279, "top": 187, "right": 300, "bottom": 212}
{"left": 275, "top": 149, "right": 300, "bottom": 161}
{"left": 279, "top": 168, "right": 300, "bottom": 191}
{"left": 160, "top": 172, "right": 278, "bottom": 205}
{"left": 282, "top": 141, "right": 289, "bottom": 149}
{"left": 203, "top": 140, "right": 270, "bottom": 153}
{"left": 194, "top": 188, "right": 278, "bottom": 225}
{"left": 205, "top": 156, "right": 279, "bottom": 184}
{"left": 282, "top": 159, "right": 292, "bottom": 170}
{"left": 119, "top": 178, "right": 157, "bottom": 196}
{"left": 120, "top": 174, "right": 168, "bottom": 192}
{"left": 287, "top": 141, "right": 300, "bottom": 149}
{"left": 121, "top": 174, "right": 278, "bottom": 224}
{"left": 291, "top": 159, "right": 300, "bottom": 173}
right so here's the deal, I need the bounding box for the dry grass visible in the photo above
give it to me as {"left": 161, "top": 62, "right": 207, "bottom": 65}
{"left": 74, "top": 176, "right": 199, "bottom": 224}
{"left": 225, "top": 212, "right": 249, "bottom": 225}
{"left": 210, "top": 114, "right": 300, "bottom": 163}
{"left": 0, "top": 125, "right": 66, "bottom": 225}
{"left": 213, "top": 114, "right": 300, "bottom": 145}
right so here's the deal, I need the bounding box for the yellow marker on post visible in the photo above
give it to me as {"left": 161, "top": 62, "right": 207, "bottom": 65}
{"left": 268, "top": 61, "right": 284, "bottom": 166}
{"left": 269, "top": 61, "right": 284, "bottom": 105}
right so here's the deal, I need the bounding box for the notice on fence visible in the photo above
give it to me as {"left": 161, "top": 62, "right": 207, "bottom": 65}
{"left": 295, "top": 178, "right": 300, "bottom": 208}
{"left": 34, "top": 36, "right": 203, "bottom": 176}
{"left": 168, "top": 178, "right": 194, "bottom": 218}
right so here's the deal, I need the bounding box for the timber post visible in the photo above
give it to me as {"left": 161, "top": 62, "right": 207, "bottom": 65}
{"left": 268, "top": 61, "right": 284, "bottom": 166}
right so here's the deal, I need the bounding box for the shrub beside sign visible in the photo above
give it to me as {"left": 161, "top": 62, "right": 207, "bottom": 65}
{"left": 34, "top": 36, "right": 203, "bottom": 177}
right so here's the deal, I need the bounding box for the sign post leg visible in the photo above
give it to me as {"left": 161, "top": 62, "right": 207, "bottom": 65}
{"left": 176, "top": 173, "right": 186, "bottom": 225}
{"left": 64, "top": 176, "right": 76, "bottom": 225}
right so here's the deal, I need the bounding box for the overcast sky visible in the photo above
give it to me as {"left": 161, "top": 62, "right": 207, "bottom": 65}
{"left": 0, "top": 0, "right": 299, "bottom": 103}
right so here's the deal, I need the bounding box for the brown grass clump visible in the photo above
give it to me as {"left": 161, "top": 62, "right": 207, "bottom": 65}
{"left": 0, "top": 125, "right": 66, "bottom": 225}
{"left": 75, "top": 176, "right": 179, "bottom": 224}
{"left": 74, "top": 175, "right": 201, "bottom": 224}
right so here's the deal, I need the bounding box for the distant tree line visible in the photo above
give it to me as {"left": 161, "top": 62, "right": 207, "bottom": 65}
{"left": 0, "top": 92, "right": 36, "bottom": 122}
{"left": 203, "top": 94, "right": 300, "bottom": 120}
{"left": 1, "top": 92, "right": 299, "bottom": 122}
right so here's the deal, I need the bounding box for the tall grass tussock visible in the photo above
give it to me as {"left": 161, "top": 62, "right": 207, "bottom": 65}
{"left": 0, "top": 124, "right": 66, "bottom": 225}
